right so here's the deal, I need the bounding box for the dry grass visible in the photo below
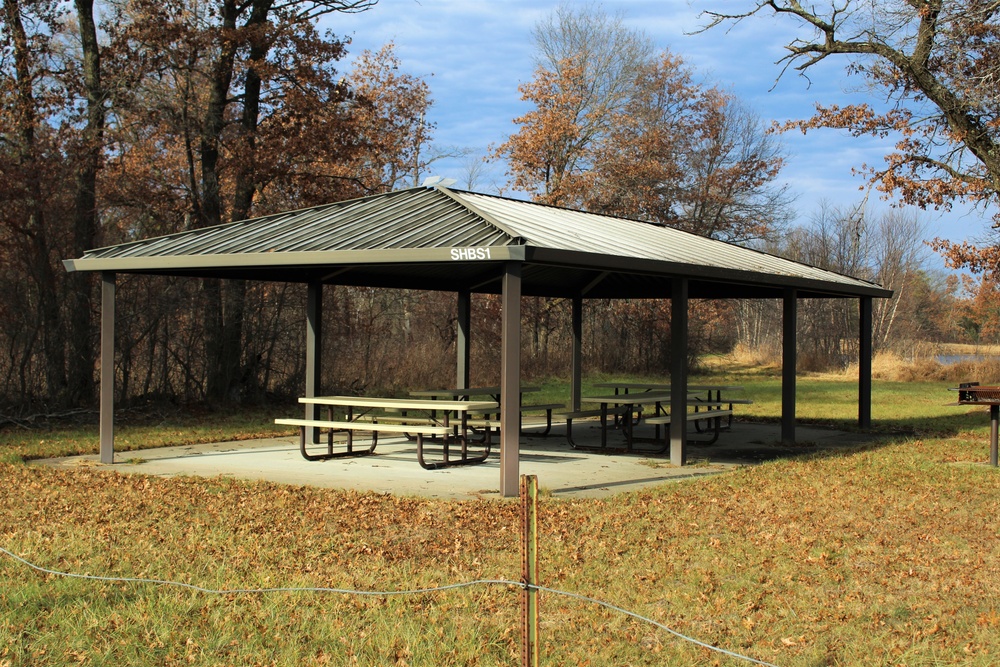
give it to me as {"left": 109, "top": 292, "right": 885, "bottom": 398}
{"left": 846, "top": 351, "right": 1000, "bottom": 385}
{"left": 3, "top": 431, "right": 1000, "bottom": 666}
{"left": 725, "top": 343, "right": 783, "bottom": 371}
{"left": 728, "top": 341, "right": 1000, "bottom": 385}
{"left": 2, "top": 369, "right": 1000, "bottom": 665}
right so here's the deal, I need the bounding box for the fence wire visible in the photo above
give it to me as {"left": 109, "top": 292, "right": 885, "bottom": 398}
{"left": 1, "top": 545, "right": 780, "bottom": 667}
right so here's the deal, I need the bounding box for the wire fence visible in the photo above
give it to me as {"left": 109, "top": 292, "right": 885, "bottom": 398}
{"left": 0, "top": 545, "right": 780, "bottom": 667}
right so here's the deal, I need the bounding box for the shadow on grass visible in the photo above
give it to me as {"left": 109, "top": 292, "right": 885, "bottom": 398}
{"left": 515, "top": 408, "right": 995, "bottom": 469}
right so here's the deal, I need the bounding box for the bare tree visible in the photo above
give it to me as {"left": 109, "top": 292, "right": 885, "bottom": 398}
{"left": 702, "top": 2, "right": 1000, "bottom": 223}
{"left": 516, "top": 2, "right": 656, "bottom": 199}
{"left": 498, "top": 3, "right": 791, "bottom": 243}
{"left": 752, "top": 202, "right": 930, "bottom": 366}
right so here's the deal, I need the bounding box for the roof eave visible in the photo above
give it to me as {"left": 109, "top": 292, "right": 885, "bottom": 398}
{"left": 64, "top": 245, "right": 528, "bottom": 274}
{"left": 526, "top": 247, "right": 893, "bottom": 299}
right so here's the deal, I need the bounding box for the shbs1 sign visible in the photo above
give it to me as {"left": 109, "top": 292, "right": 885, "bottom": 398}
{"left": 450, "top": 247, "right": 492, "bottom": 261}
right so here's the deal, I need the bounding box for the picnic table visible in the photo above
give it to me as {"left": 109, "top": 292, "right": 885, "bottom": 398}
{"left": 410, "top": 385, "right": 563, "bottom": 435}
{"left": 568, "top": 387, "right": 738, "bottom": 452}
{"left": 592, "top": 381, "right": 746, "bottom": 402}
{"left": 592, "top": 382, "right": 751, "bottom": 430}
{"left": 569, "top": 391, "right": 685, "bottom": 451}
{"left": 275, "top": 395, "right": 497, "bottom": 470}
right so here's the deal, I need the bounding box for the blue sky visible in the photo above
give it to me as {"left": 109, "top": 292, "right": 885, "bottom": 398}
{"left": 323, "top": 0, "right": 996, "bottom": 272}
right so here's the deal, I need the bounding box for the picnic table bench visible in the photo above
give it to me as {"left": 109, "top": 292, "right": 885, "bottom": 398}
{"left": 643, "top": 406, "right": 733, "bottom": 449}
{"left": 275, "top": 396, "right": 497, "bottom": 470}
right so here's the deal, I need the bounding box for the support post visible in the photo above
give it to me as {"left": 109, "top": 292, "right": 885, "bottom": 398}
{"left": 457, "top": 289, "right": 471, "bottom": 389}
{"left": 500, "top": 262, "right": 522, "bottom": 498}
{"left": 571, "top": 295, "right": 583, "bottom": 411}
{"left": 782, "top": 289, "right": 798, "bottom": 445}
{"left": 670, "top": 278, "right": 688, "bottom": 467}
{"left": 305, "top": 282, "right": 323, "bottom": 444}
{"left": 100, "top": 272, "right": 116, "bottom": 464}
{"left": 520, "top": 474, "right": 539, "bottom": 667}
{"left": 859, "top": 296, "right": 873, "bottom": 430}
{"left": 991, "top": 405, "right": 999, "bottom": 467}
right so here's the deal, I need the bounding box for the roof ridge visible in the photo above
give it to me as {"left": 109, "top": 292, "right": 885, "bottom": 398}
{"left": 431, "top": 186, "right": 525, "bottom": 245}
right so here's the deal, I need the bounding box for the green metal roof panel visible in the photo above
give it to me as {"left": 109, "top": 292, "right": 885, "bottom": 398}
{"left": 452, "top": 190, "right": 882, "bottom": 293}
{"left": 65, "top": 185, "right": 890, "bottom": 298}
{"left": 81, "top": 188, "right": 515, "bottom": 261}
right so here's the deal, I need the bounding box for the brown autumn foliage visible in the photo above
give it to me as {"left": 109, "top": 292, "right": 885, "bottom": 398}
{"left": 702, "top": 2, "right": 1000, "bottom": 274}
{"left": 495, "top": 51, "right": 787, "bottom": 245}
{"left": 493, "top": 6, "right": 795, "bottom": 372}
{"left": 952, "top": 273, "right": 1000, "bottom": 344}
{"left": 0, "top": 0, "right": 448, "bottom": 410}
{"left": 1, "top": 0, "right": 992, "bottom": 415}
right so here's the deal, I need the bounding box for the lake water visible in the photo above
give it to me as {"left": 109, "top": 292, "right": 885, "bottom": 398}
{"left": 936, "top": 354, "right": 1000, "bottom": 365}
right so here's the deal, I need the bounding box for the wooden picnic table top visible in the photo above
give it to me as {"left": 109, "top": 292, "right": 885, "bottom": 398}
{"left": 409, "top": 385, "right": 540, "bottom": 399}
{"left": 299, "top": 395, "right": 498, "bottom": 412}
{"left": 592, "top": 382, "right": 744, "bottom": 392}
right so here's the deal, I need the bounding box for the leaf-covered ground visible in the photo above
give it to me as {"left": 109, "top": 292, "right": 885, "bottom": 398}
{"left": 2, "top": 429, "right": 999, "bottom": 665}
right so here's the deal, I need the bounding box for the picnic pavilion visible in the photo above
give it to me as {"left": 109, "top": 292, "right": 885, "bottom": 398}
{"left": 64, "top": 184, "right": 893, "bottom": 497}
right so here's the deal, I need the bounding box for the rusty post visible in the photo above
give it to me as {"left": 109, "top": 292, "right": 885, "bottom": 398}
{"left": 520, "top": 474, "right": 538, "bottom": 667}
{"left": 991, "top": 405, "right": 999, "bottom": 467}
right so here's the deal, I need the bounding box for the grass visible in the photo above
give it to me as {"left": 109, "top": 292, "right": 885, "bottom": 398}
{"left": 2, "top": 366, "right": 1000, "bottom": 665}
{"left": 0, "top": 405, "right": 292, "bottom": 462}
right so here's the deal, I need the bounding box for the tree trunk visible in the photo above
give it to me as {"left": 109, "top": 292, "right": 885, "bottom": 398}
{"left": 199, "top": 0, "right": 240, "bottom": 402}
{"left": 67, "top": 0, "right": 105, "bottom": 406}
{"left": 3, "top": 0, "right": 67, "bottom": 402}
{"left": 213, "top": 0, "right": 273, "bottom": 403}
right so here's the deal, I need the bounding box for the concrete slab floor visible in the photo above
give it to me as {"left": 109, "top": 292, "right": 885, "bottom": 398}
{"left": 33, "top": 421, "right": 878, "bottom": 500}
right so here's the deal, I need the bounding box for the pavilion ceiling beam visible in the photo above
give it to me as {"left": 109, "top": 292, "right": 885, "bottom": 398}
{"left": 579, "top": 271, "right": 611, "bottom": 297}
{"left": 320, "top": 267, "right": 351, "bottom": 282}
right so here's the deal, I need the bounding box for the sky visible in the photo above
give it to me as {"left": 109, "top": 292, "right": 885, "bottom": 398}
{"left": 321, "top": 0, "right": 996, "bottom": 274}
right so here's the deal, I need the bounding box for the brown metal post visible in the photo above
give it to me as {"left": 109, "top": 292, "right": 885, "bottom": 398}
{"left": 305, "top": 282, "right": 323, "bottom": 444}
{"left": 457, "top": 289, "right": 471, "bottom": 389}
{"left": 520, "top": 474, "right": 539, "bottom": 667}
{"left": 991, "top": 405, "right": 999, "bottom": 467}
{"left": 782, "top": 288, "right": 798, "bottom": 445}
{"left": 859, "top": 296, "right": 873, "bottom": 430}
{"left": 500, "top": 262, "right": 522, "bottom": 498}
{"left": 100, "top": 272, "right": 115, "bottom": 464}
{"left": 670, "top": 278, "right": 688, "bottom": 467}
{"left": 571, "top": 295, "right": 582, "bottom": 411}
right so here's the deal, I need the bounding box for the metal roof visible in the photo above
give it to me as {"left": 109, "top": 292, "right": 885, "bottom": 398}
{"left": 64, "top": 185, "right": 892, "bottom": 300}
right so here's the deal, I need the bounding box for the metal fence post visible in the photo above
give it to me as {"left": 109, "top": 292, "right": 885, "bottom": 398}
{"left": 521, "top": 474, "right": 539, "bottom": 667}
